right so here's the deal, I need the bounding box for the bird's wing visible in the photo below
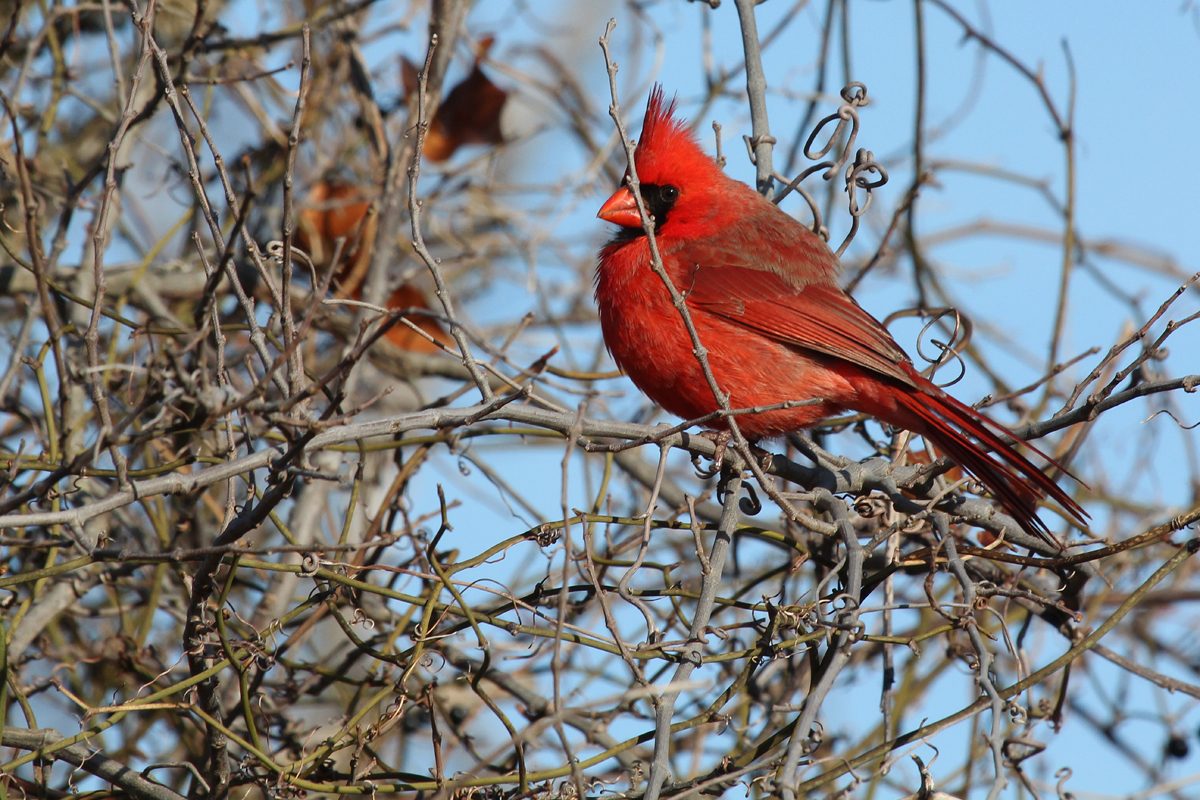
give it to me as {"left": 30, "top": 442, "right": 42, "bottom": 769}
{"left": 678, "top": 239, "right": 918, "bottom": 388}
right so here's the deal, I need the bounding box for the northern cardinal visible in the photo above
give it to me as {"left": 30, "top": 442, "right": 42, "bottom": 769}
{"left": 595, "top": 88, "right": 1086, "bottom": 541}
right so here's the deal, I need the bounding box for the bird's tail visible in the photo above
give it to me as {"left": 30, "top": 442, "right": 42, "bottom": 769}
{"left": 890, "top": 369, "right": 1088, "bottom": 545}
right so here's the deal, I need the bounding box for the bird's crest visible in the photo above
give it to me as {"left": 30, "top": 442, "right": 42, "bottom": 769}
{"left": 632, "top": 85, "right": 713, "bottom": 184}
{"left": 638, "top": 86, "right": 685, "bottom": 150}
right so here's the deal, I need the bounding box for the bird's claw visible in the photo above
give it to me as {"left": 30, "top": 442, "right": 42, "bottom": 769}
{"left": 747, "top": 442, "right": 774, "bottom": 473}
{"left": 692, "top": 430, "right": 734, "bottom": 479}
{"left": 692, "top": 431, "right": 774, "bottom": 478}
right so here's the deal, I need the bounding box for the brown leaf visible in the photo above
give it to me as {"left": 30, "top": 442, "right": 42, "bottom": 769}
{"left": 296, "top": 180, "right": 376, "bottom": 296}
{"left": 296, "top": 181, "right": 454, "bottom": 354}
{"left": 382, "top": 283, "right": 455, "bottom": 354}
{"left": 403, "top": 37, "right": 508, "bottom": 162}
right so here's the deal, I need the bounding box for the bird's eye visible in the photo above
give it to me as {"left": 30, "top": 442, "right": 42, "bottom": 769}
{"left": 661, "top": 185, "right": 680, "bottom": 202}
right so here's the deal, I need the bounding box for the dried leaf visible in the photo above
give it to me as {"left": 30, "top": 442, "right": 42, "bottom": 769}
{"left": 403, "top": 37, "right": 508, "bottom": 162}
{"left": 297, "top": 181, "right": 453, "bottom": 354}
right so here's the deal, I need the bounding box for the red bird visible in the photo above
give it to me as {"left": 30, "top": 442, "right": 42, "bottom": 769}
{"left": 595, "top": 88, "right": 1086, "bottom": 542}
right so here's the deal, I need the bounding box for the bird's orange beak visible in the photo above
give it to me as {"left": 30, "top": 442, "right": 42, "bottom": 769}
{"left": 597, "top": 186, "right": 644, "bottom": 228}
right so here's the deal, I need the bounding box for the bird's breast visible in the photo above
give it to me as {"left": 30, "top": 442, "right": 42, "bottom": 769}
{"left": 595, "top": 242, "right": 697, "bottom": 391}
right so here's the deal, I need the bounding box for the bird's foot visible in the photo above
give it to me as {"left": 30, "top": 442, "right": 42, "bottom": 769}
{"left": 692, "top": 431, "right": 774, "bottom": 478}
{"left": 692, "top": 430, "right": 734, "bottom": 479}
{"left": 744, "top": 440, "right": 775, "bottom": 472}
